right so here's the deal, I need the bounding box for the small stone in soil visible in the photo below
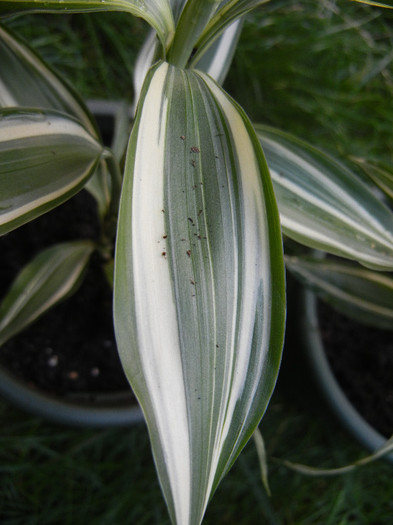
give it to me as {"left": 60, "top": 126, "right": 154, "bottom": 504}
{"left": 47, "top": 355, "right": 59, "bottom": 368}
{"left": 90, "top": 367, "right": 100, "bottom": 377}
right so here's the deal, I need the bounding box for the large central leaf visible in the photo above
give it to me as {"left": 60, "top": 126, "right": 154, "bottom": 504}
{"left": 114, "top": 61, "right": 285, "bottom": 525}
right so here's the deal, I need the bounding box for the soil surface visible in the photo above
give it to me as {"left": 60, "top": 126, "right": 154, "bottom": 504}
{"left": 318, "top": 300, "right": 393, "bottom": 438}
{"left": 0, "top": 191, "right": 133, "bottom": 400}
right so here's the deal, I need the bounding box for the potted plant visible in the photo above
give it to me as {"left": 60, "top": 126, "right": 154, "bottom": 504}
{"left": 286, "top": 254, "right": 393, "bottom": 464}
{"left": 258, "top": 120, "right": 393, "bottom": 462}
{"left": 0, "top": 1, "right": 392, "bottom": 524}
{"left": 0, "top": 97, "right": 143, "bottom": 427}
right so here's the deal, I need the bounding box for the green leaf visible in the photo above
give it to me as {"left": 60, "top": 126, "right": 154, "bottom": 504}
{"left": 253, "top": 428, "right": 271, "bottom": 496}
{"left": 0, "top": 108, "right": 103, "bottom": 235}
{"left": 0, "top": 24, "right": 111, "bottom": 214}
{"left": 349, "top": 0, "right": 393, "bottom": 8}
{"left": 280, "top": 434, "right": 393, "bottom": 476}
{"left": 109, "top": 100, "right": 133, "bottom": 161}
{"left": 84, "top": 159, "right": 111, "bottom": 219}
{"left": 132, "top": 29, "right": 159, "bottom": 116}
{"left": 256, "top": 125, "right": 393, "bottom": 271}
{"left": 114, "top": 61, "right": 285, "bottom": 525}
{"left": 169, "top": 0, "right": 187, "bottom": 22}
{"left": 353, "top": 158, "right": 393, "bottom": 201}
{"left": 133, "top": 19, "right": 243, "bottom": 115}
{"left": 286, "top": 255, "right": 393, "bottom": 330}
{"left": 0, "top": 23, "right": 98, "bottom": 137}
{"left": 192, "top": 0, "right": 269, "bottom": 66}
{"left": 0, "top": 240, "right": 94, "bottom": 347}
{"left": 0, "top": 0, "right": 175, "bottom": 51}
{"left": 167, "top": 0, "right": 222, "bottom": 68}
{"left": 194, "top": 18, "right": 243, "bottom": 85}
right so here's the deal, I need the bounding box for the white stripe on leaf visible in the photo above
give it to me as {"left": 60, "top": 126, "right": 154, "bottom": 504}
{"left": 114, "top": 61, "right": 285, "bottom": 525}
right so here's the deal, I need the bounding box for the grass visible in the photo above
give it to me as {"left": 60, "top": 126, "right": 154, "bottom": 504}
{"left": 1, "top": 1, "right": 393, "bottom": 523}
{"left": 1, "top": 366, "right": 393, "bottom": 524}
{"left": 227, "top": 0, "right": 393, "bottom": 165}
{"left": 6, "top": 11, "right": 148, "bottom": 101}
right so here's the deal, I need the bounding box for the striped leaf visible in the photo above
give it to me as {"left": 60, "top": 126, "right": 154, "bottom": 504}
{"left": 353, "top": 158, "right": 393, "bottom": 201}
{"left": 0, "top": 24, "right": 112, "bottom": 216}
{"left": 169, "top": 0, "right": 187, "bottom": 22}
{"left": 167, "top": 0, "right": 222, "bottom": 68}
{"left": 132, "top": 19, "right": 243, "bottom": 116}
{"left": 194, "top": 18, "right": 243, "bottom": 85}
{"left": 0, "top": 241, "right": 94, "bottom": 346}
{"left": 0, "top": 23, "right": 98, "bottom": 137}
{"left": 256, "top": 125, "right": 393, "bottom": 271}
{"left": 132, "top": 29, "right": 158, "bottom": 117}
{"left": 191, "top": 0, "right": 269, "bottom": 66}
{"left": 84, "top": 159, "right": 111, "bottom": 219}
{"left": 286, "top": 255, "right": 393, "bottom": 330}
{"left": 350, "top": 0, "right": 393, "bottom": 8}
{"left": 114, "top": 61, "right": 285, "bottom": 525}
{"left": 0, "top": 0, "right": 175, "bottom": 51}
{"left": 0, "top": 108, "right": 103, "bottom": 235}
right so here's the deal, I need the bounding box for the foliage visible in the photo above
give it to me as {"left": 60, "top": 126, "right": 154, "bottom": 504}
{"left": 0, "top": 1, "right": 392, "bottom": 524}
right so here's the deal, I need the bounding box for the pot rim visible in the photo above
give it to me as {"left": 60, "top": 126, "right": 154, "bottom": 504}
{"left": 301, "top": 288, "right": 392, "bottom": 464}
{"left": 0, "top": 361, "right": 144, "bottom": 427}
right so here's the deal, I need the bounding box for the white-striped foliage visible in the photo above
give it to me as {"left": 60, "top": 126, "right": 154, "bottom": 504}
{"left": 114, "top": 61, "right": 285, "bottom": 525}
{"left": 0, "top": 108, "right": 103, "bottom": 235}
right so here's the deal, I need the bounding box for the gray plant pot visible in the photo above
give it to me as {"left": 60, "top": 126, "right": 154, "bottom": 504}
{"left": 0, "top": 363, "right": 143, "bottom": 426}
{"left": 301, "top": 289, "right": 392, "bottom": 464}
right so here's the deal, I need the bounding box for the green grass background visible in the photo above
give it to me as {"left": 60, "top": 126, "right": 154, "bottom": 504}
{"left": 1, "top": 1, "right": 393, "bottom": 523}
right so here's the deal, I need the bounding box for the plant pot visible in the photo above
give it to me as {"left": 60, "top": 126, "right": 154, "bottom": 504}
{"left": 0, "top": 101, "right": 143, "bottom": 427}
{"left": 0, "top": 194, "right": 143, "bottom": 427}
{"left": 301, "top": 289, "right": 393, "bottom": 464}
{"left": 0, "top": 365, "right": 142, "bottom": 427}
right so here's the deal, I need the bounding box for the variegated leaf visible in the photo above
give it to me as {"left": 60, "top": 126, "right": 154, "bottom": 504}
{"left": 169, "top": 0, "right": 187, "bottom": 22}
{"left": 256, "top": 125, "right": 393, "bottom": 271}
{"left": 350, "top": 0, "right": 393, "bottom": 8}
{"left": 192, "top": 0, "right": 269, "bottom": 66}
{"left": 167, "top": 0, "right": 223, "bottom": 68}
{"left": 0, "top": 0, "right": 175, "bottom": 51}
{"left": 286, "top": 255, "right": 393, "bottom": 330}
{"left": 0, "top": 108, "right": 103, "bottom": 235}
{"left": 353, "top": 158, "right": 393, "bottom": 201}
{"left": 0, "top": 24, "right": 113, "bottom": 215}
{"left": 0, "top": 23, "right": 98, "bottom": 137}
{"left": 114, "top": 61, "right": 285, "bottom": 525}
{"left": 0, "top": 241, "right": 94, "bottom": 346}
{"left": 194, "top": 18, "right": 243, "bottom": 85}
{"left": 132, "top": 29, "right": 158, "bottom": 116}
{"left": 84, "top": 159, "right": 111, "bottom": 219}
{"left": 132, "top": 19, "right": 243, "bottom": 117}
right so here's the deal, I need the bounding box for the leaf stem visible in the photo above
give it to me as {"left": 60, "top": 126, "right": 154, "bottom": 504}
{"left": 99, "top": 148, "right": 122, "bottom": 258}
{"left": 167, "top": 0, "right": 220, "bottom": 68}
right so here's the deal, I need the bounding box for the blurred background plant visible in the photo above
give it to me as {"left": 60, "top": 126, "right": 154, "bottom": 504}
{"left": 7, "top": 0, "right": 393, "bottom": 166}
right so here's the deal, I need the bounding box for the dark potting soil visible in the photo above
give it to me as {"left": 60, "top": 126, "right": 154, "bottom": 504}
{"left": 0, "top": 191, "right": 133, "bottom": 400}
{"left": 318, "top": 300, "right": 393, "bottom": 438}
